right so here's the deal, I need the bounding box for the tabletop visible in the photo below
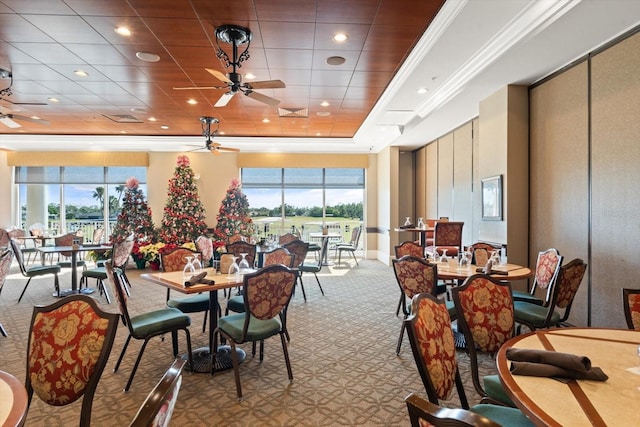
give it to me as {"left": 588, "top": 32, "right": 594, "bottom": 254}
{"left": 497, "top": 328, "right": 640, "bottom": 426}
{"left": 141, "top": 267, "right": 243, "bottom": 294}
{"left": 36, "top": 244, "right": 111, "bottom": 254}
{"left": 0, "top": 370, "right": 28, "bottom": 427}
{"left": 436, "top": 262, "right": 532, "bottom": 281}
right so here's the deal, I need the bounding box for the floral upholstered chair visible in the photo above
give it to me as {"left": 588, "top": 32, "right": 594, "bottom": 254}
{"left": 512, "top": 248, "right": 563, "bottom": 306}
{"left": 427, "top": 221, "right": 464, "bottom": 257}
{"left": 278, "top": 233, "right": 298, "bottom": 245}
{"left": 622, "top": 288, "right": 640, "bottom": 330}
{"left": 393, "top": 241, "right": 425, "bottom": 316}
{"left": 25, "top": 295, "right": 119, "bottom": 427}
{"left": 263, "top": 247, "right": 294, "bottom": 267}
{"left": 225, "top": 241, "right": 256, "bottom": 268}
{"left": 215, "top": 264, "right": 297, "bottom": 401}
{"left": 404, "top": 293, "right": 533, "bottom": 426}
{"left": 514, "top": 258, "right": 587, "bottom": 333}
{"left": 451, "top": 274, "right": 517, "bottom": 407}
{"left": 405, "top": 392, "right": 503, "bottom": 427}
{"left": 282, "top": 239, "right": 310, "bottom": 301}
{"left": 393, "top": 255, "right": 455, "bottom": 355}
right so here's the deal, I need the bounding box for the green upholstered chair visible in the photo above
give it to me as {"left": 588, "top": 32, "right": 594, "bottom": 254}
{"left": 25, "top": 295, "right": 119, "bottom": 427}
{"left": 393, "top": 255, "right": 455, "bottom": 355}
{"left": 511, "top": 248, "right": 562, "bottom": 306}
{"left": 406, "top": 392, "right": 504, "bottom": 427}
{"left": 215, "top": 264, "right": 297, "bottom": 401}
{"left": 452, "top": 274, "right": 518, "bottom": 408}
{"left": 81, "top": 239, "right": 134, "bottom": 303}
{"left": 105, "top": 262, "right": 194, "bottom": 392}
{"left": 404, "top": 293, "right": 533, "bottom": 427}
{"left": 514, "top": 258, "right": 587, "bottom": 333}
{"left": 10, "top": 238, "right": 61, "bottom": 302}
{"left": 299, "top": 237, "right": 328, "bottom": 297}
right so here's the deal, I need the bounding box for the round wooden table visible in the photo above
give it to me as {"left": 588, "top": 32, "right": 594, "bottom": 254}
{"left": 0, "top": 370, "right": 28, "bottom": 427}
{"left": 436, "top": 262, "right": 533, "bottom": 282}
{"left": 497, "top": 328, "right": 640, "bottom": 426}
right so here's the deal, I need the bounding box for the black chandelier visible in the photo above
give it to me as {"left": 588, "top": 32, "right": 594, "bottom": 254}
{"left": 200, "top": 116, "right": 220, "bottom": 142}
{"left": 215, "top": 25, "right": 252, "bottom": 71}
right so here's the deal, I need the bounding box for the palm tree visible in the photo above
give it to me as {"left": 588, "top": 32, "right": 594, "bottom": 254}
{"left": 92, "top": 186, "right": 105, "bottom": 211}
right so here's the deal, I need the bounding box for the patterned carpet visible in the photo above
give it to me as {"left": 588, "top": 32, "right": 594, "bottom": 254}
{"left": 0, "top": 256, "right": 498, "bottom": 426}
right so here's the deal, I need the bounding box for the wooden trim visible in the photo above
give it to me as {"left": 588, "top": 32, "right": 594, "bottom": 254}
{"left": 6, "top": 151, "right": 149, "bottom": 166}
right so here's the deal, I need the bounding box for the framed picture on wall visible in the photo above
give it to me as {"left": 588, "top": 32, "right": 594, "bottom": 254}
{"left": 481, "top": 175, "right": 502, "bottom": 220}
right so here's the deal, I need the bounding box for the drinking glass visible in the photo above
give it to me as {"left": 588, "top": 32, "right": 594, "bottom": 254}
{"left": 192, "top": 255, "right": 202, "bottom": 272}
{"left": 183, "top": 256, "right": 196, "bottom": 276}
{"left": 228, "top": 256, "right": 240, "bottom": 278}
{"left": 404, "top": 217, "right": 412, "bottom": 226}
{"left": 417, "top": 217, "right": 425, "bottom": 229}
{"left": 238, "top": 253, "right": 250, "bottom": 271}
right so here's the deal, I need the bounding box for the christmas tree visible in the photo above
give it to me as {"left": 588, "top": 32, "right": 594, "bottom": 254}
{"left": 212, "top": 177, "right": 255, "bottom": 244}
{"left": 159, "top": 155, "right": 208, "bottom": 244}
{"left": 111, "top": 177, "right": 156, "bottom": 244}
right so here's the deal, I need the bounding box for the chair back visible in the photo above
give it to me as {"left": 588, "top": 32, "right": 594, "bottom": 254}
{"left": 92, "top": 228, "right": 104, "bottom": 244}
{"left": 551, "top": 258, "right": 587, "bottom": 323}
{"left": 8, "top": 228, "right": 26, "bottom": 246}
{"left": 9, "top": 238, "right": 29, "bottom": 276}
{"left": 465, "top": 242, "right": 500, "bottom": 266}
{"left": 219, "top": 253, "right": 236, "bottom": 275}
{"left": 282, "top": 239, "right": 309, "bottom": 269}
{"left": 195, "top": 235, "right": 213, "bottom": 264}
{"left": 55, "top": 232, "right": 79, "bottom": 257}
{"left": 532, "top": 248, "right": 563, "bottom": 304}
{"left": 26, "top": 295, "right": 118, "bottom": 427}
{"left": 394, "top": 241, "right": 423, "bottom": 258}
{"left": 129, "top": 358, "right": 186, "bottom": 427}
{"left": 393, "top": 255, "right": 438, "bottom": 301}
{"left": 227, "top": 233, "right": 246, "bottom": 244}
{"left": 105, "top": 261, "right": 134, "bottom": 330}
{"left": 405, "top": 293, "right": 466, "bottom": 406}
{"left": 622, "top": 288, "right": 640, "bottom": 330}
{"left": 263, "top": 247, "right": 294, "bottom": 267}
{"left": 405, "top": 392, "right": 500, "bottom": 427}
{"left": 349, "top": 226, "right": 361, "bottom": 247}
{"left": 0, "top": 248, "right": 13, "bottom": 291}
{"left": 239, "top": 264, "right": 297, "bottom": 337}
{"left": 112, "top": 239, "right": 135, "bottom": 268}
{"left": 0, "top": 228, "right": 9, "bottom": 248}
{"left": 433, "top": 221, "right": 464, "bottom": 256}
{"left": 278, "top": 233, "right": 298, "bottom": 245}
{"left": 160, "top": 247, "right": 202, "bottom": 272}
{"left": 226, "top": 241, "right": 257, "bottom": 267}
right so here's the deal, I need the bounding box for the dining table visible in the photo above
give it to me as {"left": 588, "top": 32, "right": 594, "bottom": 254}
{"left": 36, "top": 244, "right": 112, "bottom": 297}
{"left": 436, "top": 261, "right": 533, "bottom": 282}
{"left": 141, "top": 267, "right": 250, "bottom": 374}
{"left": 0, "top": 370, "right": 28, "bottom": 427}
{"left": 497, "top": 328, "right": 640, "bottom": 426}
{"left": 393, "top": 226, "right": 434, "bottom": 249}
{"left": 308, "top": 232, "right": 341, "bottom": 265}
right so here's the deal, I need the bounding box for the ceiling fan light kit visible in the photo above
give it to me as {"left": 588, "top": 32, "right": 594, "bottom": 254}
{"left": 196, "top": 116, "right": 239, "bottom": 155}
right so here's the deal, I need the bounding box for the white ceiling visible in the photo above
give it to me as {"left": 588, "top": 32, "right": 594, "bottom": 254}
{"left": 2, "top": 0, "right": 640, "bottom": 153}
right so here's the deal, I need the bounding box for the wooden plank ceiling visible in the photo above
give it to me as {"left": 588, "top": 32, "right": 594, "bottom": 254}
{"left": 0, "top": 0, "right": 444, "bottom": 138}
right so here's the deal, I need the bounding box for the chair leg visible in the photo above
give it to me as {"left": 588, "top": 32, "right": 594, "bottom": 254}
{"left": 202, "top": 311, "right": 208, "bottom": 334}
{"left": 17, "top": 278, "right": 33, "bottom": 302}
{"left": 125, "top": 339, "right": 150, "bottom": 392}
{"left": 396, "top": 321, "right": 406, "bottom": 355}
{"left": 221, "top": 332, "right": 242, "bottom": 401}
{"left": 183, "top": 327, "right": 194, "bottom": 374}
{"left": 0, "top": 322, "right": 7, "bottom": 337}
{"left": 53, "top": 274, "right": 60, "bottom": 297}
{"left": 171, "top": 331, "right": 179, "bottom": 357}
{"left": 280, "top": 332, "right": 294, "bottom": 382}
{"left": 297, "top": 276, "right": 307, "bottom": 302}
{"left": 395, "top": 293, "right": 403, "bottom": 316}
{"left": 99, "top": 280, "right": 111, "bottom": 304}
{"left": 313, "top": 272, "right": 325, "bottom": 295}
{"left": 114, "top": 335, "right": 132, "bottom": 373}
{"left": 259, "top": 340, "right": 265, "bottom": 362}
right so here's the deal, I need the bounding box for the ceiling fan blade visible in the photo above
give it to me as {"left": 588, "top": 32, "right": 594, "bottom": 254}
{"left": 206, "top": 68, "right": 233, "bottom": 84}
{"left": 4, "top": 98, "right": 47, "bottom": 106}
{"left": 0, "top": 116, "right": 20, "bottom": 128}
{"left": 0, "top": 105, "right": 10, "bottom": 114}
{"left": 11, "top": 114, "right": 50, "bottom": 125}
{"left": 217, "top": 146, "right": 240, "bottom": 152}
{"left": 245, "top": 80, "right": 286, "bottom": 90}
{"left": 244, "top": 90, "right": 280, "bottom": 106}
{"left": 173, "top": 86, "right": 223, "bottom": 90}
{"left": 214, "top": 91, "right": 235, "bottom": 107}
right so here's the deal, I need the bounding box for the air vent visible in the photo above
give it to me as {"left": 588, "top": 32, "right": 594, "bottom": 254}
{"left": 278, "top": 107, "right": 308, "bottom": 118}
{"left": 102, "top": 114, "right": 143, "bottom": 123}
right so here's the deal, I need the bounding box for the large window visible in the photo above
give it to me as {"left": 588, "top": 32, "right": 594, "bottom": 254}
{"left": 241, "top": 168, "right": 364, "bottom": 244}
{"left": 15, "top": 166, "right": 147, "bottom": 237}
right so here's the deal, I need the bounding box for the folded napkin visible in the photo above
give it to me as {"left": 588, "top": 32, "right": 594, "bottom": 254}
{"left": 399, "top": 224, "right": 415, "bottom": 229}
{"left": 184, "top": 271, "right": 215, "bottom": 287}
{"left": 506, "top": 348, "right": 608, "bottom": 382}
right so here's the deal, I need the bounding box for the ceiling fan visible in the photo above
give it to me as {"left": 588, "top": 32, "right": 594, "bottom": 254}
{"left": 0, "top": 68, "right": 48, "bottom": 106}
{"left": 173, "top": 25, "right": 285, "bottom": 107}
{"left": 0, "top": 105, "right": 50, "bottom": 128}
{"left": 189, "top": 116, "right": 240, "bottom": 155}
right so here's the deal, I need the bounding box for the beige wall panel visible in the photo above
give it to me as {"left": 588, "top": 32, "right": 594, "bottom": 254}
{"left": 366, "top": 153, "right": 378, "bottom": 255}
{"left": 437, "top": 134, "right": 454, "bottom": 218}
{"left": 376, "top": 147, "right": 392, "bottom": 264}
{"left": 529, "top": 63, "right": 589, "bottom": 326}
{"left": 0, "top": 151, "right": 12, "bottom": 228}
{"left": 426, "top": 142, "right": 438, "bottom": 219}
{"left": 398, "top": 151, "right": 415, "bottom": 227}
{"left": 591, "top": 32, "right": 640, "bottom": 328}
{"left": 471, "top": 119, "right": 481, "bottom": 244}
{"left": 415, "top": 146, "right": 427, "bottom": 221}
{"left": 453, "top": 122, "right": 473, "bottom": 247}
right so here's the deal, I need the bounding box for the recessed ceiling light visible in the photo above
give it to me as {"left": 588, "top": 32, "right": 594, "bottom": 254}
{"left": 30, "top": 116, "right": 40, "bottom": 120}
{"left": 120, "top": 130, "right": 128, "bottom": 134}
{"left": 74, "top": 70, "right": 88, "bottom": 77}
{"left": 114, "top": 26, "right": 131, "bottom": 36}
{"left": 48, "top": 97, "right": 59, "bottom": 103}
{"left": 219, "top": 131, "right": 226, "bottom": 135}
{"left": 148, "top": 117, "right": 157, "bottom": 122}
{"left": 417, "top": 87, "right": 427, "bottom": 94}
{"left": 316, "top": 111, "right": 331, "bottom": 117}
{"left": 136, "top": 52, "right": 160, "bottom": 63}
{"left": 333, "top": 33, "right": 348, "bottom": 42}
{"left": 130, "top": 108, "right": 147, "bottom": 113}
{"left": 187, "top": 99, "right": 198, "bottom": 105}
{"left": 262, "top": 118, "right": 270, "bottom": 123}
{"left": 326, "top": 56, "right": 345, "bottom": 66}
{"left": 315, "top": 132, "right": 322, "bottom": 136}
{"left": 320, "top": 101, "right": 330, "bottom": 107}
{"left": 244, "top": 72, "right": 256, "bottom": 80}
{"left": 160, "top": 125, "right": 169, "bottom": 129}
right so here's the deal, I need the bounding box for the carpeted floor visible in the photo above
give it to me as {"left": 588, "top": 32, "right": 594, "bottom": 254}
{"left": 0, "top": 256, "right": 498, "bottom": 426}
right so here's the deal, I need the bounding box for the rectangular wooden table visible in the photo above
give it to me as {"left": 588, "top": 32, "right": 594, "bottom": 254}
{"left": 141, "top": 267, "right": 245, "bottom": 374}
{"left": 497, "top": 328, "right": 640, "bottom": 426}
{"left": 37, "top": 244, "right": 111, "bottom": 297}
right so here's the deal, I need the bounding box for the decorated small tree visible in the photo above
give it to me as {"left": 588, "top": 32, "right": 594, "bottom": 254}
{"left": 110, "top": 177, "right": 156, "bottom": 244}
{"left": 212, "top": 177, "right": 255, "bottom": 247}
{"left": 158, "top": 155, "right": 208, "bottom": 245}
